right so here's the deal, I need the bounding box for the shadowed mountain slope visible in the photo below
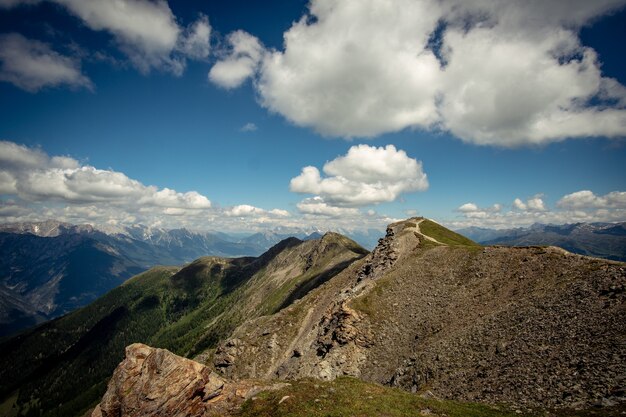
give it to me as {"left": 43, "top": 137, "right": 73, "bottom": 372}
{"left": 0, "top": 233, "right": 366, "bottom": 417}
{"left": 458, "top": 222, "right": 626, "bottom": 261}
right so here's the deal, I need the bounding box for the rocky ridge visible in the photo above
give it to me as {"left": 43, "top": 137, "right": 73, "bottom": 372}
{"left": 89, "top": 218, "right": 626, "bottom": 415}
{"left": 212, "top": 218, "right": 626, "bottom": 410}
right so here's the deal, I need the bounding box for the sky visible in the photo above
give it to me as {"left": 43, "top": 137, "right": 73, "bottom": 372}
{"left": 0, "top": 0, "right": 625, "bottom": 234}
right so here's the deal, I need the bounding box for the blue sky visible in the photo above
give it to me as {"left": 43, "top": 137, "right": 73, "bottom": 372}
{"left": 0, "top": 0, "right": 625, "bottom": 233}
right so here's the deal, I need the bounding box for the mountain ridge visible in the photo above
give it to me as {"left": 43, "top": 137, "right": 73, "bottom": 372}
{"left": 0, "top": 232, "right": 367, "bottom": 417}
{"left": 211, "top": 218, "right": 625, "bottom": 411}
{"left": 456, "top": 221, "right": 626, "bottom": 261}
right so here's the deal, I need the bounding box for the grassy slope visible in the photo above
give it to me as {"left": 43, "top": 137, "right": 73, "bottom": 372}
{"left": 0, "top": 236, "right": 366, "bottom": 417}
{"left": 240, "top": 377, "right": 524, "bottom": 417}
{"left": 242, "top": 377, "right": 626, "bottom": 417}
{"left": 420, "top": 219, "right": 481, "bottom": 247}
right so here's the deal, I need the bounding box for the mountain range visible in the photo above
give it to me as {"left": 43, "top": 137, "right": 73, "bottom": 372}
{"left": 1, "top": 218, "right": 624, "bottom": 417}
{"left": 457, "top": 222, "right": 626, "bottom": 261}
{"left": 0, "top": 220, "right": 383, "bottom": 338}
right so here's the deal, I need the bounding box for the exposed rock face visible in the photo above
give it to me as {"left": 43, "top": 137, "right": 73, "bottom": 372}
{"left": 213, "top": 218, "right": 626, "bottom": 410}
{"left": 92, "top": 343, "right": 279, "bottom": 417}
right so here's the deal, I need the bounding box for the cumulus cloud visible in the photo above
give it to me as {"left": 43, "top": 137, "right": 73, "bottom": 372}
{"left": 257, "top": 0, "right": 442, "bottom": 138}
{"left": 0, "top": 140, "right": 398, "bottom": 234}
{"left": 178, "top": 14, "right": 211, "bottom": 60}
{"left": 458, "top": 203, "right": 479, "bottom": 213}
{"left": 438, "top": 2, "right": 626, "bottom": 146}
{"left": 219, "top": 0, "right": 626, "bottom": 146}
{"left": 455, "top": 202, "right": 502, "bottom": 218}
{"left": 225, "top": 204, "right": 291, "bottom": 218}
{"left": 0, "top": 33, "right": 93, "bottom": 92}
{"left": 512, "top": 195, "right": 546, "bottom": 211}
{"left": 226, "top": 204, "right": 263, "bottom": 217}
{"left": 450, "top": 190, "right": 626, "bottom": 229}
{"left": 557, "top": 190, "right": 626, "bottom": 209}
{"left": 2, "top": 0, "right": 212, "bottom": 76}
{"left": 51, "top": 0, "right": 186, "bottom": 74}
{"left": 209, "top": 30, "right": 264, "bottom": 89}
{"left": 296, "top": 197, "right": 360, "bottom": 217}
{"left": 240, "top": 122, "right": 258, "bottom": 132}
{"left": 290, "top": 144, "right": 428, "bottom": 207}
{"left": 0, "top": 140, "right": 211, "bottom": 210}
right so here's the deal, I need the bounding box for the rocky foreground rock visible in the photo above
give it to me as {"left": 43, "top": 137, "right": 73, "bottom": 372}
{"left": 92, "top": 343, "right": 284, "bottom": 417}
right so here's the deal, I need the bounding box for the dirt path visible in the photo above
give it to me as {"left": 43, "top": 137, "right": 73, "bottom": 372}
{"left": 413, "top": 219, "right": 447, "bottom": 245}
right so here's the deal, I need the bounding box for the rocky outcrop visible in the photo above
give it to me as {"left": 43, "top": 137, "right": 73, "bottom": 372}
{"left": 92, "top": 343, "right": 284, "bottom": 417}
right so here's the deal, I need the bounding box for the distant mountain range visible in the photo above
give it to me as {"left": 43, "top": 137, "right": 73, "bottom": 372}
{"left": 0, "top": 220, "right": 383, "bottom": 337}
{"left": 456, "top": 222, "right": 626, "bottom": 261}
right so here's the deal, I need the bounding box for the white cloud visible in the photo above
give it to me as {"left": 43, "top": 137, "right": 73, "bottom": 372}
{"left": 217, "top": 0, "right": 626, "bottom": 146}
{"left": 449, "top": 190, "right": 626, "bottom": 229}
{"left": 53, "top": 0, "right": 186, "bottom": 74}
{"left": 290, "top": 144, "right": 428, "bottom": 207}
{"left": 455, "top": 202, "right": 502, "bottom": 218}
{"left": 240, "top": 122, "right": 258, "bottom": 132}
{"left": 0, "top": 1, "right": 213, "bottom": 77}
{"left": 257, "top": 0, "right": 442, "bottom": 137}
{"left": 0, "top": 141, "right": 397, "bottom": 234}
{"left": 225, "top": 204, "right": 290, "bottom": 218}
{"left": 269, "top": 208, "right": 290, "bottom": 217}
{"left": 513, "top": 195, "right": 546, "bottom": 212}
{"left": 209, "top": 30, "right": 263, "bottom": 89}
{"left": 0, "top": 140, "right": 211, "bottom": 209}
{"left": 0, "top": 33, "right": 93, "bottom": 92}
{"left": 513, "top": 198, "right": 527, "bottom": 211}
{"left": 226, "top": 204, "right": 265, "bottom": 217}
{"left": 438, "top": 3, "right": 626, "bottom": 146}
{"left": 178, "top": 14, "right": 211, "bottom": 60}
{"left": 296, "top": 196, "right": 360, "bottom": 217}
{"left": 557, "top": 190, "right": 626, "bottom": 209}
{"left": 458, "top": 203, "right": 479, "bottom": 213}
{"left": 526, "top": 196, "right": 546, "bottom": 211}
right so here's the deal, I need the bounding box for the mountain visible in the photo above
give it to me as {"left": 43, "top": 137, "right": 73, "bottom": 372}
{"left": 4, "top": 218, "right": 624, "bottom": 416}
{"left": 206, "top": 218, "right": 625, "bottom": 413}
{"left": 0, "top": 232, "right": 145, "bottom": 338}
{"left": 83, "top": 218, "right": 625, "bottom": 416}
{"left": 0, "top": 233, "right": 367, "bottom": 417}
{"left": 0, "top": 220, "right": 264, "bottom": 262}
{"left": 0, "top": 221, "right": 264, "bottom": 337}
{"left": 457, "top": 222, "right": 626, "bottom": 261}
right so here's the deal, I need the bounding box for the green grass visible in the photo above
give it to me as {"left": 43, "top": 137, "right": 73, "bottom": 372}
{"left": 419, "top": 219, "right": 481, "bottom": 247}
{"left": 239, "top": 377, "right": 526, "bottom": 417}
{"left": 0, "top": 390, "right": 18, "bottom": 417}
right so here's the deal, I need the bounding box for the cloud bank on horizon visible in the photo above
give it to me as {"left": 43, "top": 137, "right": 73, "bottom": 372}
{"left": 1, "top": 140, "right": 623, "bottom": 231}
{"left": 0, "top": 140, "right": 401, "bottom": 232}
{"left": 452, "top": 191, "right": 626, "bottom": 229}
